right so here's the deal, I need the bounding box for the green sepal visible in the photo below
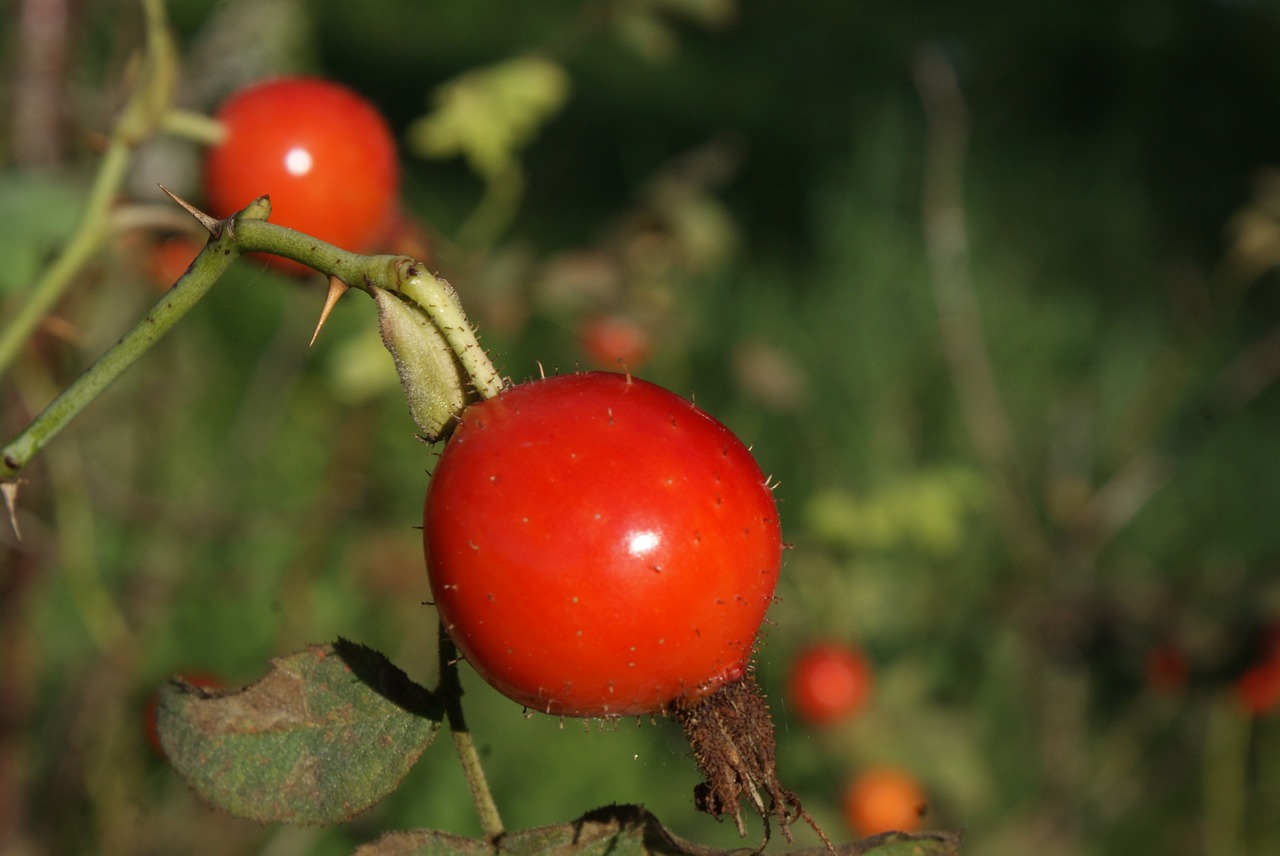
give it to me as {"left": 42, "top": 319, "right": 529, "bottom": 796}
{"left": 373, "top": 284, "right": 474, "bottom": 441}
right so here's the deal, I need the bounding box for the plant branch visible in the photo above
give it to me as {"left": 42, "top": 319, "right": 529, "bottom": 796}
{"left": 399, "top": 271, "right": 505, "bottom": 400}
{"left": 2, "top": 190, "right": 501, "bottom": 499}
{"left": 0, "top": 138, "right": 130, "bottom": 376}
{"left": 436, "top": 621, "right": 505, "bottom": 841}
{"left": 228, "top": 218, "right": 505, "bottom": 404}
{"left": 160, "top": 108, "right": 227, "bottom": 145}
{"left": 0, "top": 198, "right": 264, "bottom": 485}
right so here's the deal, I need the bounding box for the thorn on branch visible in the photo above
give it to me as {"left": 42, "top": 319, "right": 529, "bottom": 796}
{"left": 2, "top": 481, "right": 21, "bottom": 541}
{"left": 159, "top": 185, "right": 221, "bottom": 236}
{"left": 310, "top": 276, "right": 351, "bottom": 347}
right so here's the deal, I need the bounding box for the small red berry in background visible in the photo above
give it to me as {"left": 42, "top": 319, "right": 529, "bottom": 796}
{"left": 1144, "top": 643, "right": 1189, "bottom": 695}
{"left": 841, "top": 766, "right": 927, "bottom": 837}
{"left": 1235, "top": 656, "right": 1280, "bottom": 716}
{"left": 202, "top": 77, "right": 399, "bottom": 277}
{"left": 144, "top": 672, "right": 223, "bottom": 756}
{"left": 579, "top": 313, "right": 652, "bottom": 369}
{"left": 786, "top": 641, "right": 873, "bottom": 726}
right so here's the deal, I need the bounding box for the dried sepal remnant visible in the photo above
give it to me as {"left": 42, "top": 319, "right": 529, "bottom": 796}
{"left": 672, "top": 673, "right": 833, "bottom": 853}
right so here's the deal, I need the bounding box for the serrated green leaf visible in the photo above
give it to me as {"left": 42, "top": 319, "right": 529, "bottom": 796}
{"left": 157, "top": 639, "right": 442, "bottom": 825}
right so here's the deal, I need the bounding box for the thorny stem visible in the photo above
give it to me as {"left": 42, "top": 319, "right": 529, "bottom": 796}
{"left": 224, "top": 219, "right": 504, "bottom": 401}
{"left": 2, "top": 195, "right": 500, "bottom": 487}
{"left": 437, "top": 621, "right": 505, "bottom": 841}
{"left": 0, "top": 199, "right": 257, "bottom": 484}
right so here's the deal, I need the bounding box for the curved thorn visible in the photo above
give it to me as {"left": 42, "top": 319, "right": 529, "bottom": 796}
{"left": 310, "top": 276, "right": 351, "bottom": 347}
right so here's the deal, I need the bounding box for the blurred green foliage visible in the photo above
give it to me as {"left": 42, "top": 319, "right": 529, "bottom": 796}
{"left": 3, "top": 1, "right": 1280, "bottom": 855}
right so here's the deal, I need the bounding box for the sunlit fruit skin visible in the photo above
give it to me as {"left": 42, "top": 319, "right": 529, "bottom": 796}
{"left": 423, "top": 372, "right": 781, "bottom": 717}
{"left": 202, "top": 77, "right": 399, "bottom": 276}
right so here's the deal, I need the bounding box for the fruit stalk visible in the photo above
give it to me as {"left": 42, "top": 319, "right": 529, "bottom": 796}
{"left": 398, "top": 268, "right": 504, "bottom": 400}
{"left": 437, "top": 622, "right": 505, "bottom": 841}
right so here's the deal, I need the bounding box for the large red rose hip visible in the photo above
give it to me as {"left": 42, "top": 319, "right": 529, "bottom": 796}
{"left": 202, "top": 77, "right": 399, "bottom": 276}
{"left": 423, "top": 371, "right": 781, "bottom": 717}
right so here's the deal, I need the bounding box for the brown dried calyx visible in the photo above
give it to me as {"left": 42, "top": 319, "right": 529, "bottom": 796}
{"left": 672, "top": 672, "right": 834, "bottom": 853}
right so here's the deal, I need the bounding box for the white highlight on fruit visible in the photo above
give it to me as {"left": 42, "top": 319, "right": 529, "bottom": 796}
{"left": 284, "top": 147, "right": 313, "bottom": 175}
{"left": 626, "top": 530, "right": 660, "bottom": 557}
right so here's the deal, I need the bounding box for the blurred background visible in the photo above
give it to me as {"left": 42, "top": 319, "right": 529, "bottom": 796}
{"left": 3, "top": 0, "right": 1280, "bottom": 854}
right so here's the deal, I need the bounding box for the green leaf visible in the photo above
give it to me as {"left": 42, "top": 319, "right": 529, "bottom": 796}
{"left": 851, "top": 830, "right": 964, "bottom": 856}
{"left": 803, "top": 468, "right": 988, "bottom": 558}
{"left": 0, "top": 173, "right": 85, "bottom": 294}
{"left": 157, "top": 639, "right": 442, "bottom": 825}
{"left": 352, "top": 805, "right": 963, "bottom": 856}
{"left": 406, "top": 55, "right": 569, "bottom": 180}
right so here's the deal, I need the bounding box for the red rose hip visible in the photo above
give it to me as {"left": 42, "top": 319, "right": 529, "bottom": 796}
{"left": 202, "top": 77, "right": 399, "bottom": 276}
{"left": 423, "top": 371, "right": 781, "bottom": 717}
{"left": 788, "top": 641, "right": 873, "bottom": 726}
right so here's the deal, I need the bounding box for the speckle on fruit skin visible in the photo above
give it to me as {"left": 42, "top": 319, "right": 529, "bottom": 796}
{"left": 424, "top": 371, "right": 781, "bottom": 717}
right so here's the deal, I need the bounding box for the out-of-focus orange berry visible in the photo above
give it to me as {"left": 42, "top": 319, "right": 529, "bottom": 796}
{"left": 841, "top": 767, "right": 928, "bottom": 837}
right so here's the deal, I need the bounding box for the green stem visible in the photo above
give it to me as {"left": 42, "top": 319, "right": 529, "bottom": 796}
{"left": 161, "top": 109, "right": 226, "bottom": 145}
{"left": 2, "top": 191, "right": 503, "bottom": 487}
{"left": 223, "top": 218, "right": 505, "bottom": 399}
{"left": 1, "top": 214, "right": 246, "bottom": 482}
{"left": 0, "top": 0, "right": 178, "bottom": 378}
{"left": 0, "top": 138, "right": 130, "bottom": 376}
{"left": 1203, "top": 697, "right": 1250, "bottom": 856}
{"left": 399, "top": 271, "right": 504, "bottom": 400}
{"left": 457, "top": 165, "right": 525, "bottom": 249}
{"left": 437, "top": 621, "right": 505, "bottom": 841}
